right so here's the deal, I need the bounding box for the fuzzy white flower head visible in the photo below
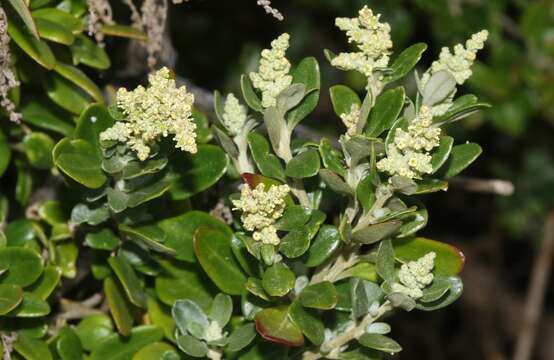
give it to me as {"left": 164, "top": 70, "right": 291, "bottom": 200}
{"left": 204, "top": 321, "right": 224, "bottom": 342}
{"left": 100, "top": 67, "right": 196, "bottom": 161}
{"left": 340, "top": 103, "right": 361, "bottom": 137}
{"left": 391, "top": 252, "right": 436, "bottom": 299}
{"left": 377, "top": 106, "right": 440, "bottom": 179}
{"left": 331, "top": 6, "right": 392, "bottom": 83}
{"left": 222, "top": 93, "right": 248, "bottom": 136}
{"left": 249, "top": 33, "right": 293, "bottom": 108}
{"left": 232, "top": 183, "right": 290, "bottom": 245}
{"left": 430, "top": 30, "right": 488, "bottom": 85}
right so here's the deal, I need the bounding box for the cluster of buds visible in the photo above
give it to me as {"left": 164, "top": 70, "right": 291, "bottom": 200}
{"left": 391, "top": 252, "right": 436, "bottom": 299}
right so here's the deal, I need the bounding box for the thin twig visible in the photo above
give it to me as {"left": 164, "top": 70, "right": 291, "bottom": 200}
{"left": 449, "top": 176, "right": 514, "bottom": 196}
{"left": 513, "top": 212, "right": 554, "bottom": 360}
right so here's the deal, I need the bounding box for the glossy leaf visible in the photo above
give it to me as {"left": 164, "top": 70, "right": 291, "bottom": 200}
{"left": 254, "top": 306, "right": 304, "bottom": 347}
{"left": 147, "top": 297, "right": 176, "bottom": 341}
{"left": 53, "top": 62, "right": 104, "bottom": 103}
{"left": 13, "top": 333, "right": 53, "bottom": 360}
{"left": 20, "top": 97, "right": 74, "bottom": 136}
{"left": 304, "top": 225, "right": 340, "bottom": 267}
{"left": 27, "top": 266, "right": 61, "bottom": 300}
{"left": 330, "top": 84, "right": 361, "bottom": 117}
{"left": 287, "top": 57, "right": 320, "bottom": 128}
{"left": 289, "top": 301, "right": 325, "bottom": 346}
{"left": 7, "top": 16, "right": 55, "bottom": 69}
{"left": 438, "top": 143, "right": 482, "bottom": 178}
{"left": 108, "top": 255, "right": 147, "bottom": 308}
{"left": 319, "top": 169, "right": 352, "bottom": 196}
{"left": 35, "top": 18, "right": 74, "bottom": 45}
{"left": 53, "top": 138, "right": 107, "bottom": 188}
{"left": 7, "top": 0, "right": 39, "bottom": 38}
{"left": 384, "top": 43, "right": 427, "bottom": 83}
{"left": 241, "top": 74, "right": 263, "bottom": 112}
{"left": 416, "top": 276, "right": 463, "bottom": 311}
{"left": 352, "top": 221, "right": 401, "bottom": 245}
{"left": 176, "top": 335, "right": 208, "bottom": 358}
{"left": 393, "top": 237, "right": 465, "bottom": 275}
{"left": 0, "top": 284, "right": 23, "bottom": 314}
{"left": 169, "top": 144, "right": 228, "bottom": 200}
{"left": 132, "top": 342, "right": 179, "bottom": 360}
{"left": 85, "top": 228, "right": 120, "bottom": 251}
{"left": 209, "top": 293, "right": 233, "bottom": 327}
{"left": 172, "top": 299, "right": 209, "bottom": 339}
{"left": 23, "top": 132, "right": 54, "bottom": 169}
{"left": 359, "top": 334, "right": 402, "bottom": 354}
{"left": 0, "top": 247, "right": 43, "bottom": 286}
{"left": 298, "top": 281, "right": 337, "bottom": 310}
{"left": 227, "top": 323, "right": 257, "bottom": 352}
{"left": 319, "top": 138, "right": 346, "bottom": 177}
{"left": 285, "top": 149, "right": 320, "bottom": 178}
{"left": 0, "top": 131, "right": 11, "bottom": 177}
{"left": 7, "top": 292, "right": 50, "bottom": 317}
{"left": 193, "top": 226, "right": 247, "bottom": 295}
{"left": 71, "top": 35, "right": 111, "bottom": 69}
{"left": 365, "top": 87, "right": 405, "bottom": 137}
{"left": 247, "top": 131, "right": 285, "bottom": 181}
{"left": 31, "top": 8, "right": 82, "bottom": 34}
{"left": 75, "top": 314, "right": 114, "bottom": 352}
{"left": 56, "top": 327, "right": 83, "bottom": 360}
{"left": 119, "top": 225, "right": 175, "bottom": 255}
{"left": 43, "top": 73, "right": 92, "bottom": 114}
{"left": 100, "top": 24, "right": 148, "bottom": 40}
{"left": 89, "top": 325, "right": 164, "bottom": 360}
{"left": 104, "top": 277, "right": 134, "bottom": 336}
{"left": 262, "top": 263, "right": 295, "bottom": 297}
{"left": 431, "top": 136, "right": 454, "bottom": 172}
{"left": 376, "top": 239, "right": 395, "bottom": 282}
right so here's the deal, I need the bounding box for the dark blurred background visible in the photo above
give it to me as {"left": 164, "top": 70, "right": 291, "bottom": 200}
{"left": 108, "top": 1, "right": 554, "bottom": 359}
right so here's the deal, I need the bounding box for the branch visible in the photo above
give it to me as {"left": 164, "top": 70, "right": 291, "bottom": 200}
{"left": 513, "top": 212, "right": 554, "bottom": 360}
{"left": 449, "top": 176, "right": 514, "bottom": 196}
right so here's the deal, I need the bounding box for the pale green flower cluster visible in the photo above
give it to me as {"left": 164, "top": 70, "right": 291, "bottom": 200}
{"left": 232, "top": 183, "right": 290, "bottom": 245}
{"left": 331, "top": 6, "right": 392, "bottom": 84}
{"left": 222, "top": 93, "right": 248, "bottom": 136}
{"left": 340, "top": 103, "right": 360, "bottom": 137}
{"left": 391, "top": 252, "right": 436, "bottom": 299}
{"left": 204, "top": 321, "right": 224, "bottom": 342}
{"left": 100, "top": 67, "right": 196, "bottom": 161}
{"left": 250, "top": 33, "right": 293, "bottom": 108}
{"left": 377, "top": 106, "right": 441, "bottom": 179}
{"left": 430, "top": 30, "right": 489, "bottom": 85}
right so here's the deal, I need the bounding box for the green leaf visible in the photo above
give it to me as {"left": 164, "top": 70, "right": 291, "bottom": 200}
{"left": 172, "top": 299, "right": 209, "bottom": 339}
{"left": 55, "top": 240, "right": 78, "bottom": 278}
{"left": 15, "top": 158, "right": 32, "bottom": 206}
{"left": 7, "top": 15, "right": 55, "bottom": 69}
{"left": 350, "top": 279, "right": 382, "bottom": 319}
{"left": 358, "top": 334, "right": 402, "bottom": 354}
{"left": 100, "top": 24, "right": 148, "bottom": 40}
{"left": 35, "top": 18, "right": 74, "bottom": 45}
{"left": 298, "top": 282, "right": 337, "bottom": 310}
{"left": 356, "top": 175, "right": 376, "bottom": 214}
{"left": 132, "top": 342, "right": 179, "bottom": 360}
{"left": 262, "top": 263, "right": 295, "bottom": 297}
{"left": 169, "top": 144, "right": 228, "bottom": 200}
{"left": 330, "top": 84, "right": 361, "bottom": 117}
{"left": 7, "top": 292, "right": 50, "bottom": 317}
{"left": 118, "top": 225, "right": 175, "bottom": 255}
{"left": 416, "top": 276, "right": 463, "bottom": 311}
{"left": 0, "top": 284, "right": 23, "bottom": 314}
{"left": 287, "top": 57, "right": 320, "bottom": 128}
{"left": 434, "top": 95, "right": 490, "bottom": 126}
{"left": 415, "top": 179, "right": 448, "bottom": 194}
{"left": 31, "top": 8, "right": 83, "bottom": 34}
{"left": 365, "top": 87, "right": 405, "bottom": 137}
{"left": 437, "top": 143, "right": 482, "bottom": 178}
{"left": 90, "top": 325, "right": 164, "bottom": 360}
{"left": 0, "top": 131, "right": 11, "bottom": 177}
{"left": 53, "top": 62, "right": 104, "bottom": 103}
{"left": 241, "top": 74, "right": 263, "bottom": 112}
{"left": 319, "top": 169, "right": 352, "bottom": 196}
{"left": 13, "top": 333, "right": 53, "bottom": 360}
{"left": 289, "top": 301, "right": 325, "bottom": 346}
{"left": 108, "top": 255, "right": 147, "bottom": 309}
{"left": 20, "top": 97, "right": 74, "bottom": 136}
{"left": 393, "top": 237, "right": 465, "bottom": 276}
{"left": 431, "top": 136, "right": 454, "bottom": 172}
{"left": 341, "top": 262, "right": 378, "bottom": 283}
{"left": 56, "top": 327, "right": 83, "bottom": 360}
{"left": 227, "top": 323, "right": 257, "bottom": 352}
{"left": 247, "top": 132, "right": 285, "bottom": 181}
{"left": 70, "top": 35, "right": 111, "bottom": 69}
{"left": 376, "top": 239, "right": 395, "bottom": 282}
{"left": 104, "top": 276, "right": 134, "bottom": 336}
{"left": 147, "top": 298, "right": 176, "bottom": 341}
{"left": 420, "top": 275, "right": 452, "bottom": 303}
{"left": 254, "top": 306, "right": 304, "bottom": 347}
{"left": 209, "top": 293, "right": 233, "bottom": 327}
{"left": 422, "top": 70, "right": 457, "bottom": 106}
{"left": 7, "top": 0, "right": 39, "bottom": 38}
{"left": 27, "top": 266, "right": 61, "bottom": 300}
{"left": 23, "top": 132, "right": 54, "bottom": 169}
{"left": 319, "top": 138, "right": 346, "bottom": 177}
{"left": 279, "top": 229, "right": 310, "bottom": 259}
{"left": 53, "top": 138, "right": 107, "bottom": 189}
{"left": 75, "top": 105, "right": 115, "bottom": 152}
{"left": 85, "top": 228, "right": 120, "bottom": 251}
{"left": 285, "top": 149, "right": 320, "bottom": 178}
{"left": 193, "top": 227, "right": 247, "bottom": 296}
{"left": 158, "top": 211, "right": 231, "bottom": 262}
{"left": 43, "top": 73, "right": 92, "bottom": 114}
{"left": 304, "top": 225, "right": 340, "bottom": 267}
{"left": 176, "top": 335, "right": 208, "bottom": 358}
{"left": 352, "top": 221, "right": 402, "bottom": 245}
{"left": 274, "top": 205, "right": 312, "bottom": 231}
{"left": 0, "top": 247, "right": 43, "bottom": 286}
{"left": 75, "top": 314, "right": 114, "bottom": 352}
{"left": 384, "top": 43, "right": 427, "bottom": 83}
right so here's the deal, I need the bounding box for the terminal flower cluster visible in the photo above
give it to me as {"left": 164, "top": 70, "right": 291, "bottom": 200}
{"left": 391, "top": 252, "right": 436, "bottom": 299}
{"left": 100, "top": 67, "right": 196, "bottom": 161}
{"left": 249, "top": 33, "right": 293, "bottom": 108}
{"left": 222, "top": 93, "right": 248, "bottom": 136}
{"left": 377, "top": 105, "right": 441, "bottom": 179}
{"left": 331, "top": 6, "right": 392, "bottom": 88}
{"left": 232, "top": 183, "right": 290, "bottom": 245}
{"left": 340, "top": 104, "right": 361, "bottom": 138}
{"left": 428, "top": 30, "right": 489, "bottom": 85}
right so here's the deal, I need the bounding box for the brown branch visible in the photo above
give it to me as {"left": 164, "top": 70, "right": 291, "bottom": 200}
{"left": 513, "top": 212, "right": 554, "bottom": 360}
{"left": 449, "top": 176, "right": 514, "bottom": 196}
